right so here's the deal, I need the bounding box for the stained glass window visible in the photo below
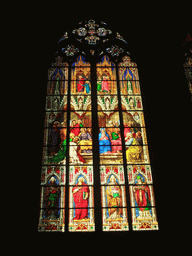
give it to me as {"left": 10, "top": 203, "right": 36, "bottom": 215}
{"left": 38, "top": 20, "right": 159, "bottom": 232}
{"left": 183, "top": 33, "right": 192, "bottom": 99}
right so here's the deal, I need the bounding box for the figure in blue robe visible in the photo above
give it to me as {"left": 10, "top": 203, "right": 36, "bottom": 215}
{"left": 98, "top": 128, "right": 112, "bottom": 154}
{"left": 83, "top": 80, "right": 91, "bottom": 93}
{"left": 48, "top": 123, "right": 61, "bottom": 155}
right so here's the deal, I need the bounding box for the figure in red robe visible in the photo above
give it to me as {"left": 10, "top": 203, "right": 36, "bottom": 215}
{"left": 101, "top": 76, "right": 109, "bottom": 92}
{"left": 70, "top": 120, "right": 82, "bottom": 136}
{"left": 136, "top": 97, "right": 142, "bottom": 108}
{"left": 124, "top": 121, "right": 136, "bottom": 138}
{"left": 72, "top": 177, "right": 89, "bottom": 220}
{"left": 133, "top": 175, "right": 151, "bottom": 211}
{"left": 77, "top": 76, "right": 85, "bottom": 92}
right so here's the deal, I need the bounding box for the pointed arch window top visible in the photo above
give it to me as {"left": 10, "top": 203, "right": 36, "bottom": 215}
{"left": 97, "top": 55, "right": 114, "bottom": 66}
{"left": 51, "top": 56, "right": 68, "bottom": 67}
{"left": 118, "top": 55, "right": 137, "bottom": 68}
{"left": 72, "top": 55, "right": 91, "bottom": 67}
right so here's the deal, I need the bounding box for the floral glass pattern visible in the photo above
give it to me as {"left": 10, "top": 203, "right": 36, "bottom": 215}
{"left": 61, "top": 45, "right": 79, "bottom": 56}
{"left": 106, "top": 45, "right": 124, "bottom": 57}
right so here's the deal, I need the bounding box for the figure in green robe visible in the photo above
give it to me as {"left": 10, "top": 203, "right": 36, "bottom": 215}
{"left": 111, "top": 132, "right": 120, "bottom": 140}
{"left": 111, "top": 128, "right": 122, "bottom": 153}
{"left": 97, "top": 80, "right": 102, "bottom": 91}
{"left": 48, "top": 137, "right": 73, "bottom": 163}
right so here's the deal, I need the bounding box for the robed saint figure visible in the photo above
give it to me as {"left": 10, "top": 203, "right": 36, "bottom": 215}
{"left": 77, "top": 76, "right": 85, "bottom": 92}
{"left": 72, "top": 177, "right": 89, "bottom": 220}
